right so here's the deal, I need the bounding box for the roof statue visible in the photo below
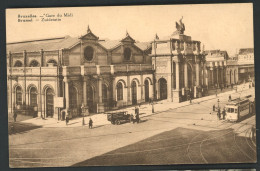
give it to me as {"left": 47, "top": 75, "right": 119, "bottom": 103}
{"left": 87, "top": 25, "right": 91, "bottom": 33}
{"left": 126, "top": 30, "right": 129, "bottom": 37}
{"left": 175, "top": 16, "right": 185, "bottom": 34}
{"left": 155, "top": 33, "right": 159, "bottom": 40}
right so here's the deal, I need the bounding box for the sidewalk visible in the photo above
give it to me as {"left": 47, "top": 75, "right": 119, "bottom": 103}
{"left": 20, "top": 82, "right": 253, "bottom": 128}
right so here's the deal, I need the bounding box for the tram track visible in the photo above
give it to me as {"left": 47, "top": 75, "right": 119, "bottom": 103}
{"left": 186, "top": 116, "right": 255, "bottom": 164}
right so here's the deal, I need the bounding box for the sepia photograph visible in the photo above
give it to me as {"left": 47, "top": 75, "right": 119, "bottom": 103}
{"left": 6, "top": 3, "right": 256, "bottom": 168}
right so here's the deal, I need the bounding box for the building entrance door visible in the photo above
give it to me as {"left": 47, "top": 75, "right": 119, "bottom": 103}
{"left": 46, "top": 88, "right": 54, "bottom": 117}
{"left": 144, "top": 80, "right": 149, "bottom": 102}
{"left": 131, "top": 81, "right": 137, "bottom": 105}
{"left": 87, "top": 86, "right": 95, "bottom": 113}
{"left": 69, "top": 86, "right": 78, "bottom": 117}
{"left": 159, "top": 78, "right": 167, "bottom": 100}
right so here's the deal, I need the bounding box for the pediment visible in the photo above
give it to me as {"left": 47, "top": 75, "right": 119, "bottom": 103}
{"left": 80, "top": 32, "right": 99, "bottom": 40}
{"left": 121, "top": 35, "right": 135, "bottom": 43}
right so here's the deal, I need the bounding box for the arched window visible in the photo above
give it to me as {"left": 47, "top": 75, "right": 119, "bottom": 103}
{"left": 16, "top": 86, "right": 22, "bottom": 105}
{"left": 124, "top": 48, "right": 131, "bottom": 61}
{"left": 84, "top": 46, "right": 94, "bottom": 61}
{"left": 14, "top": 61, "right": 23, "bottom": 67}
{"left": 117, "top": 82, "right": 123, "bottom": 101}
{"left": 29, "top": 60, "right": 39, "bottom": 67}
{"left": 47, "top": 60, "right": 57, "bottom": 66}
{"left": 30, "top": 87, "right": 37, "bottom": 107}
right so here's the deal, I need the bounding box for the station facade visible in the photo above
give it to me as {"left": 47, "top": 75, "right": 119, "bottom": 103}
{"left": 7, "top": 21, "right": 254, "bottom": 119}
{"left": 7, "top": 27, "right": 153, "bottom": 119}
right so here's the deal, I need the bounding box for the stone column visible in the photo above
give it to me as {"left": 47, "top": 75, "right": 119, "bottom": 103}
{"left": 23, "top": 50, "right": 27, "bottom": 107}
{"left": 127, "top": 74, "right": 131, "bottom": 105}
{"left": 83, "top": 77, "right": 87, "bottom": 106}
{"left": 176, "top": 61, "right": 179, "bottom": 90}
{"left": 184, "top": 62, "right": 188, "bottom": 88}
{"left": 205, "top": 68, "right": 208, "bottom": 87}
{"left": 112, "top": 76, "right": 117, "bottom": 107}
{"left": 140, "top": 74, "right": 144, "bottom": 103}
{"left": 211, "top": 68, "right": 214, "bottom": 86}
{"left": 216, "top": 67, "right": 219, "bottom": 87}
{"left": 196, "top": 62, "right": 199, "bottom": 86}
{"left": 97, "top": 77, "right": 104, "bottom": 113}
{"left": 156, "top": 80, "right": 159, "bottom": 100}
{"left": 64, "top": 77, "right": 69, "bottom": 112}
{"left": 173, "top": 61, "right": 180, "bottom": 103}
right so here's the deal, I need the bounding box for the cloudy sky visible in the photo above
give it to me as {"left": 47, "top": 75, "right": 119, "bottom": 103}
{"left": 6, "top": 3, "right": 253, "bottom": 56}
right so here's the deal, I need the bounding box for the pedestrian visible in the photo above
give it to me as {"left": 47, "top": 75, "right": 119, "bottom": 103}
{"left": 213, "top": 104, "right": 215, "bottom": 111}
{"left": 229, "top": 95, "right": 232, "bottom": 101}
{"left": 218, "top": 108, "right": 221, "bottom": 120}
{"left": 215, "top": 89, "right": 218, "bottom": 97}
{"left": 82, "top": 116, "right": 85, "bottom": 126}
{"left": 65, "top": 114, "right": 69, "bottom": 126}
{"left": 13, "top": 112, "right": 17, "bottom": 122}
{"left": 89, "top": 118, "right": 93, "bottom": 129}
{"left": 136, "top": 113, "right": 140, "bottom": 123}
{"left": 132, "top": 114, "right": 136, "bottom": 124}
{"left": 130, "top": 114, "right": 133, "bottom": 123}
{"left": 222, "top": 109, "right": 226, "bottom": 120}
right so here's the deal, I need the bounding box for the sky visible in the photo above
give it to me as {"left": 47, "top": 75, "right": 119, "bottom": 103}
{"left": 6, "top": 3, "right": 254, "bottom": 56}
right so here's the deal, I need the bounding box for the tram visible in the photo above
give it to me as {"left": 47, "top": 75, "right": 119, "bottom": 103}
{"left": 225, "top": 95, "right": 254, "bottom": 122}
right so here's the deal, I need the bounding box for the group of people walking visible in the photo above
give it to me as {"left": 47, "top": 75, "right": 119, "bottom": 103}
{"left": 213, "top": 104, "right": 226, "bottom": 120}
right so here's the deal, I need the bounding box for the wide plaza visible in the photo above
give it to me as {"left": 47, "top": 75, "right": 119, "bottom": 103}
{"left": 9, "top": 83, "right": 256, "bottom": 167}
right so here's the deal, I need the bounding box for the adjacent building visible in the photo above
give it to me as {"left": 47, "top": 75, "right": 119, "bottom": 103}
{"left": 237, "top": 48, "right": 254, "bottom": 83}
{"left": 150, "top": 19, "right": 206, "bottom": 102}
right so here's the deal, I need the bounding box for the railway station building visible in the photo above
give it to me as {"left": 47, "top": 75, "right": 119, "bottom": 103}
{"left": 7, "top": 26, "right": 153, "bottom": 119}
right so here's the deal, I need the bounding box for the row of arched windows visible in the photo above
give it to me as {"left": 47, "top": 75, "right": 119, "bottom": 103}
{"left": 13, "top": 59, "right": 57, "bottom": 67}
{"left": 116, "top": 78, "right": 151, "bottom": 102}
{"left": 83, "top": 46, "right": 132, "bottom": 61}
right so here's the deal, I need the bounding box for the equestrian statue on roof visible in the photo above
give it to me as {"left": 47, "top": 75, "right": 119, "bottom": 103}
{"left": 175, "top": 16, "right": 185, "bottom": 34}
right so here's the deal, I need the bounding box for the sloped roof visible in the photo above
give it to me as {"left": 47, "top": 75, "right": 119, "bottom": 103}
{"left": 99, "top": 39, "right": 121, "bottom": 50}
{"left": 205, "top": 50, "right": 229, "bottom": 58}
{"left": 238, "top": 48, "right": 254, "bottom": 55}
{"left": 7, "top": 35, "right": 151, "bottom": 53}
{"left": 7, "top": 36, "right": 79, "bottom": 53}
{"left": 135, "top": 42, "right": 151, "bottom": 51}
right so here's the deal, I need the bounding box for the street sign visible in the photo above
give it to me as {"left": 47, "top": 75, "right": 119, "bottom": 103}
{"left": 54, "top": 97, "right": 64, "bottom": 108}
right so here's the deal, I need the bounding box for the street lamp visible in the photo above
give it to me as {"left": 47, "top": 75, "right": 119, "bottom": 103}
{"left": 218, "top": 99, "right": 220, "bottom": 109}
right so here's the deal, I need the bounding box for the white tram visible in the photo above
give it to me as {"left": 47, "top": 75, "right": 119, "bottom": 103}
{"left": 225, "top": 95, "right": 254, "bottom": 122}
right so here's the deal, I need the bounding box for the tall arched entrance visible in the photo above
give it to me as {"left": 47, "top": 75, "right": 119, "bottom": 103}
{"left": 46, "top": 88, "right": 54, "bottom": 117}
{"left": 69, "top": 86, "right": 78, "bottom": 116}
{"left": 30, "top": 87, "right": 37, "bottom": 107}
{"left": 159, "top": 78, "right": 167, "bottom": 100}
{"left": 102, "top": 84, "right": 108, "bottom": 110}
{"left": 144, "top": 80, "right": 149, "bottom": 102}
{"left": 131, "top": 81, "right": 137, "bottom": 105}
{"left": 187, "top": 63, "right": 193, "bottom": 89}
{"left": 87, "top": 85, "right": 95, "bottom": 113}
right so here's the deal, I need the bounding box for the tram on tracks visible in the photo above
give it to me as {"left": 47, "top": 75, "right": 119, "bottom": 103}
{"left": 225, "top": 95, "right": 255, "bottom": 122}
